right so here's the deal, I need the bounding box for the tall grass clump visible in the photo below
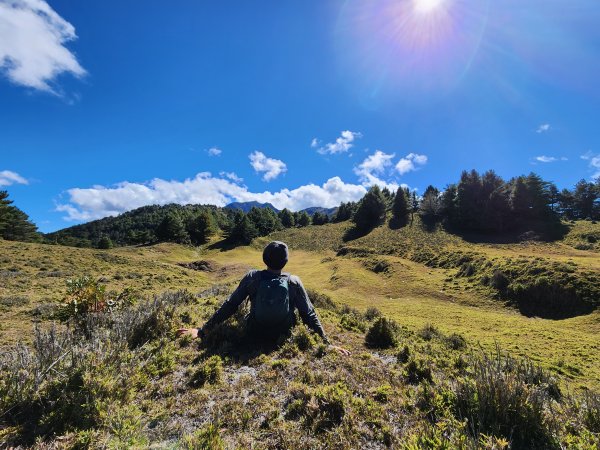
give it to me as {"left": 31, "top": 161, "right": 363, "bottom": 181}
{"left": 452, "top": 349, "right": 560, "bottom": 449}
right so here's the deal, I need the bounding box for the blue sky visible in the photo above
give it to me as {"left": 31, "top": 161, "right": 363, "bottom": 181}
{"left": 1, "top": 0, "right": 600, "bottom": 233}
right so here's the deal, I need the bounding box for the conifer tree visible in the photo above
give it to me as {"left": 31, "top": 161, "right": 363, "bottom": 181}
{"left": 0, "top": 190, "right": 40, "bottom": 242}
{"left": 188, "top": 210, "right": 217, "bottom": 245}
{"left": 353, "top": 186, "right": 387, "bottom": 231}
{"left": 391, "top": 187, "right": 410, "bottom": 227}
{"left": 278, "top": 208, "right": 295, "bottom": 228}
{"left": 229, "top": 214, "right": 258, "bottom": 244}
{"left": 296, "top": 211, "right": 311, "bottom": 227}
{"left": 157, "top": 213, "right": 190, "bottom": 244}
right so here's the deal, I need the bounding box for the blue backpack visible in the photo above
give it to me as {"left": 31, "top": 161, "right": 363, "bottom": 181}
{"left": 251, "top": 272, "right": 293, "bottom": 332}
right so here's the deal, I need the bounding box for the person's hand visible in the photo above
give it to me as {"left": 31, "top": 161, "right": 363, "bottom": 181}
{"left": 328, "top": 344, "right": 351, "bottom": 356}
{"left": 176, "top": 328, "right": 199, "bottom": 339}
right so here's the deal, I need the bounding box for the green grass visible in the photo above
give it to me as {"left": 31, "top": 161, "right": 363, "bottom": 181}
{"left": 0, "top": 220, "right": 599, "bottom": 447}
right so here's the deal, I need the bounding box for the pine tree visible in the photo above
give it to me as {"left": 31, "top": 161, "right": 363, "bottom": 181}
{"left": 278, "top": 208, "right": 295, "bottom": 228}
{"left": 391, "top": 187, "right": 410, "bottom": 227}
{"left": 228, "top": 214, "right": 259, "bottom": 244}
{"left": 511, "top": 176, "right": 531, "bottom": 220}
{"left": 572, "top": 179, "right": 598, "bottom": 219}
{"left": 0, "top": 190, "right": 12, "bottom": 236}
{"left": 0, "top": 191, "right": 39, "bottom": 242}
{"left": 333, "top": 202, "right": 357, "bottom": 222}
{"left": 97, "top": 236, "right": 113, "bottom": 249}
{"left": 157, "top": 213, "right": 190, "bottom": 244}
{"left": 247, "top": 207, "right": 282, "bottom": 236}
{"left": 296, "top": 211, "right": 311, "bottom": 227}
{"left": 188, "top": 210, "right": 217, "bottom": 245}
{"left": 353, "top": 186, "right": 387, "bottom": 231}
{"left": 440, "top": 184, "right": 458, "bottom": 226}
{"left": 312, "top": 211, "right": 329, "bottom": 225}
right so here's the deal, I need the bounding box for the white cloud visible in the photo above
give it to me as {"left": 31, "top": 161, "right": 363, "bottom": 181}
{"left": 219, "top": 171, "right": 243, "bottom": 183}
{"left": 56, "top": 173, "right": 369, "bottom": 221}
{"left": 535, "top": 155, "right": 558, "bottom": 163}
{"left": 581, "top": 152, "right": 600, "bottom": 179}
{"left": 314, "top": 130, "right": 362, "bottom": 155}
{"left": 354, "top": 150, "right": 397, "bottom": 190}
{"left": 536, "top": 123, "right": 551, "bottom": 133}
{"left": 206, "top": 147, "right": 222, "bottom": 157}
{"left": 0, "top": 0, "right": 86, "bottom": 93}
{"left": 249, "top": 151, "right": 287, "bottom": 181}
{"left": 395, "top": 153, "right": 428, "bottom": 175}
{"left": 0, "top": 170, "right": 28, "bottom": 186}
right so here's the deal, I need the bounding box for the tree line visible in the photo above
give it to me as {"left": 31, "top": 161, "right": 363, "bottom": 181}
{"left": 1, "top": 171, "right": 599, "bottom": 248}
{"left": 350, "top": 171, "right": 600, "bottom": 238}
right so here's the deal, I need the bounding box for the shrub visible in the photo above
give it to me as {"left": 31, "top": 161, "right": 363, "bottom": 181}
{"left": 581, "top": 390, "right": 600, "bottom": 433}
{"left": 58, "top": 276, "right": 137, "bottom": 332}
{"left": 340, "top": 313, "right": 366, "bottom": 333}
{"left": 404, "top": 358, "right": 433, "bottom": 384}
{"left": 180, "top": 424, "right": 224, "bottom": 450}
{"left": 365, "top": 317, "right": 399, "bottom": 349}
{"left": 372, "top": 384, "right": 393, "bottom": 403}
{"left": 190, "top": 355, "right": 223, "bottom": 387}
{"left": 0, "top": 295, "right": 29, "bottom": 308}
{"left": 310, "top": 383, "right": 350, "bottom": 431}
{"left": 292, "top": 326, "right": 316, "bottom": 351}
{"left": 418, "top": 323, "right": 440, "bottom": 341}
{"left": 490, "top": 270, "right": 510, "bottom": 292}
{"left": 364, "top": 306, "right": 382, "bottom": 321}
{"left": 397, "top": 345, "right": 410, "bottom": 363}
{"left": 445, "top": 333, "right": 467, "bottom": 350}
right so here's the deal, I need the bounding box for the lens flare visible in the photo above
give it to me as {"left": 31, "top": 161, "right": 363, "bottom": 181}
{"left": 413, "top": 0, "right": 445, "bottom": 14}
{"left": 334, "top": 0, "right": 491, "bottom": 107}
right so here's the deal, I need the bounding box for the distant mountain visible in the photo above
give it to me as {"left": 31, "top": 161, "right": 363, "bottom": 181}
{"left": 224, "top": 201, "right": 279, "bottom": 213}
{"left": 300, "top": 206, "right": 338, "bottom": 217}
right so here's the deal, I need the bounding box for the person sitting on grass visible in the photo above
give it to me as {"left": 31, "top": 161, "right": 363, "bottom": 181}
{"left": 177, "top": 240, "right": 350, "bottom": 356}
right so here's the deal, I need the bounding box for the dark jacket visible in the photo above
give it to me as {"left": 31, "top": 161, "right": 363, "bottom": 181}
{"left": 202, "top": 269, "right": 329, "bottom": 343}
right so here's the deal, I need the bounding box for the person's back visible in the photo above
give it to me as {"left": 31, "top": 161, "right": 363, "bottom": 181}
{"left": 177, "top": 241, "right": 350, "bottom": 356}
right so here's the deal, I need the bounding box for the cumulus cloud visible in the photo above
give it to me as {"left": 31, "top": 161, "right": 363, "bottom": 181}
{"left": 0, "top": 0, "right": 86, "bottom": 93}
{"left": 581, "top": 151, "right": 600, "bottom": 179}
{"left": 249, "top": 151, "right": 287, "bottom": 181}
{"left": 353, "top": 150, "right": 398, "bottom": 190}
{"left": 314, "top": 130, "right": 362, "bottom": 155}
{"left": 395, "top": 153, "right": 428, "bottom": 175}
{"left": 206, "top": 147, "right": 222, "bottom": 157}
{"left": 0, "top": 170, "right": 28, "bottom": 186}
{"left": 536, "top": 123, "right": 551, "bottom": 133}
{"left": 56, "top": 173, "right": 368, "bottom": 221}
{"left": 219, "top": 171, "right": 243, "bottom": 183}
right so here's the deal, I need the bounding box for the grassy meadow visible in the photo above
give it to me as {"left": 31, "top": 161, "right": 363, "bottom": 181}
{"left": 0, "top": 219, "right": 599, "bottom": 448}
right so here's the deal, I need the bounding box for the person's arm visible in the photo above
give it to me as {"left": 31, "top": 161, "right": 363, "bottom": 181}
{"left": 177, "top": 270, "right": 257, "bottom": 338}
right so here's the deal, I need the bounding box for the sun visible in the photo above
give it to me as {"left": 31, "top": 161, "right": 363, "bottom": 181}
{"left": 413, "top": 0, "right": 446, "bottom": 14}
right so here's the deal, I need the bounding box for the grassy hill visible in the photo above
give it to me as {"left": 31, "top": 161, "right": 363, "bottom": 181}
{"left": 0, "top": 220, "right": 599, "bottom": 448}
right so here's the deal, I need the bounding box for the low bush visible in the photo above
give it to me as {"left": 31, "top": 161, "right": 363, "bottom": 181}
{"left": 581, "top": 390, "right": 600, "bottom": 433}
{"left": 190, "top": 355, "right": 223, "bottom": 387}
{"left": 445, "top": 333, "right": 467, "bottom": 350}
{"left": 364, "top": 306, "right": 382, "bottom": 321}
{"left": 404, "top": 358, "right": 433, "bottom": 385}
{"left": 418, "top": 323, "right": 440, "bottom": 341}
{"left": 365, "top": 317, "right": 399, "bottom": 349}
{"left": 180, "top": 424, "right": 224, "bottom": 450}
